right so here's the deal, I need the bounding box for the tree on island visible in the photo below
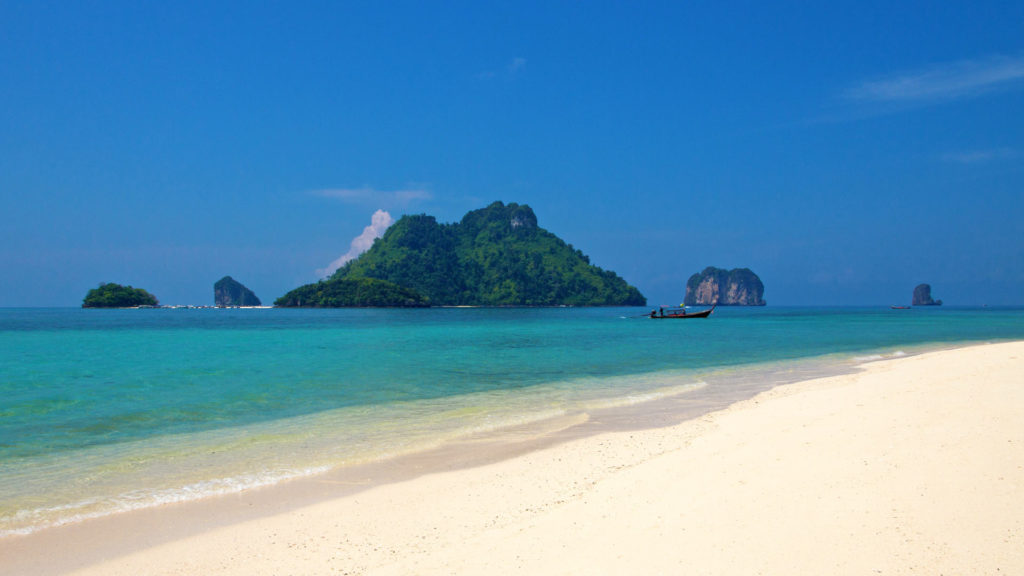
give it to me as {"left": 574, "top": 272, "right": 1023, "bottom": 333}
{"left": 275, "top": 277, "right": 430, "bottom": 308}
{"left": 82, "top": 283, "right": 159, "bottom": 308}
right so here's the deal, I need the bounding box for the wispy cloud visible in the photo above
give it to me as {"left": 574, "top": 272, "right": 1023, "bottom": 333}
{"left": 941, "top": 148, "right": 1023, "bottom": 164}
{"left": 317, "top": 209, "right": 394, "bottom": 278}
{"left": 476, "top": 57, "right": 527, "bottom": 80}
{"left": 507, "top": 57, "right": 527, "bottom": 74}
{"left": 847, "top": 54, "right": 1024, "bottom": 103}
{"left": 312, "top": 187, "right": 432, "bottom": 207}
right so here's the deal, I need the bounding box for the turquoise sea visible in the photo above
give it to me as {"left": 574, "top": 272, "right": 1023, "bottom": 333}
{"left": 2, "top": 306, "right": 1022, "bottom": 536}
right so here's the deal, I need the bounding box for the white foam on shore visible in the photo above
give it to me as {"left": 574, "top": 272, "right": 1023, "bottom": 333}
{"left": 453, "top": 407, "right": 571, "bottom": 437}
{"left": 582, "top": 381, "right": 708, "bottom": 412}
{"left": 1, "top": 465, "right": 330, "bottom": 537}
{"left": 853, "top": 350, "right": 907, "bottom": 363}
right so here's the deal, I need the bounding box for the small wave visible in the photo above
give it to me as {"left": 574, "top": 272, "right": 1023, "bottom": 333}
{"left": 853, "top": 350, "right": 907, "bottom": 363}
{"left": 0, "top": 465, "right": 330, "bottom": 538}
{"left": 455, "top": 407, "right": 571, "bottom": 437}
{"left": 581, "top": 381, "right": 707, "bottom": 412}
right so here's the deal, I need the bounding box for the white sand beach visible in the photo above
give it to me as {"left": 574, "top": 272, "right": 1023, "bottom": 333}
{"left": 6, "top": 341, "right": 1023, "bottom": 575}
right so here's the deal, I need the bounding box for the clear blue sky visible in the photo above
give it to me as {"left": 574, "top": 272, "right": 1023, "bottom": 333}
{"left": 2, "top": 1, "right": 1022, "bottom": 306}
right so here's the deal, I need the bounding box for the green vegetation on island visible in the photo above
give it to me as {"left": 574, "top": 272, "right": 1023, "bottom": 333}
{"left": 275, "top": 277, "right": 430, "bottom": 308}
{"left": 276, "top": 202, "right": 645, "bottom": 307}
{"left": 82, "top": 283, "right": 159, "bottom": 308}
{"left": 314, "top": 201, "right": 645, "bottom": 307}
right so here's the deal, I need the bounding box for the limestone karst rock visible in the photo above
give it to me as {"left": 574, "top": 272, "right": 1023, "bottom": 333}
{"left": 912, "top": 283, "right": 942, "bottom": 306}
{"left": 214, "top": 276, "right": 262, "bottom": 307}
{"left": 684, "top": 267, "right": 765, "bottom": 306}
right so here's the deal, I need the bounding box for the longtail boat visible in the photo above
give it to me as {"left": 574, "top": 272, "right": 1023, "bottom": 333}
{"left": 648, "top": 304, "right": 715, "bottom": 319}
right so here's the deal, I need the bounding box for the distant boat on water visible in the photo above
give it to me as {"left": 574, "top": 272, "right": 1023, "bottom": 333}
{"left": 891, "top": 305, "right": 911, "bottom": 310}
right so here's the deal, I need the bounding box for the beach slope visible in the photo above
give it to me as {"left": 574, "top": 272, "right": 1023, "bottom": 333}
{"left": 37, "top": 342, "right": 1024, "bottom": 574}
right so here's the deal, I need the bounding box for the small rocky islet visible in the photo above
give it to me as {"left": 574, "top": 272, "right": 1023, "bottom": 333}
{"left": 683, "top": 267, "right": 765, "bottom": 306}
{"left": 82, "top": 283, "right": 159, "bottom": 308}
{"left": 214, "top": 276, "right": 262, "bottom": 307}
{"left": 912, "top": 283, "right": 943, "bottom": 306}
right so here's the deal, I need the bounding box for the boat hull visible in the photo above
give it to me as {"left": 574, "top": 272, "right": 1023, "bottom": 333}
{"left": 649, "top": 306, "right": 714, "bottom": 319}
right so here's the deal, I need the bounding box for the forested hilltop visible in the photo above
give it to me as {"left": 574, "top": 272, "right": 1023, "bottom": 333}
{"left": 275, "top": 277, "right": 429, "bottom": 308}
{"left": 82, "top": 283, "right": 159, "bottom": 308}
{"left": 281, "top": 202, "right": 645, "bottom": 307}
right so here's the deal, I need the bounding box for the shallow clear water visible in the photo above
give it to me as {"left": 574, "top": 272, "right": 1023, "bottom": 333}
{"left": 1, "top": 305, "right": 1022, "bottom": 535}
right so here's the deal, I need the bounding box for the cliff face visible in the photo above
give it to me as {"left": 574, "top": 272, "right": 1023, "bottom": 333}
{"left": 214, "top": 276, "right": 262, "bottom": 307}
{"left": 912, "top": 283, "right": 942, "bottom": 306}
{"left": 684, "top": 267, "right": 765, "bottom": 306}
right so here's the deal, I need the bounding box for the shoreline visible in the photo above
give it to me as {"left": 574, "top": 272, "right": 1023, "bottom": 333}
{"left": 1, "top": 340, "right": 1021, "bottom": 574}
{"left": 0, "top": 341, "right": 925, "bottom": 542}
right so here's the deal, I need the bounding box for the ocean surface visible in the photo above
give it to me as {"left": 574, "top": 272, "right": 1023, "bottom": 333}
{"left": 2, "top": 305, "right": 1022, "bottom": 537}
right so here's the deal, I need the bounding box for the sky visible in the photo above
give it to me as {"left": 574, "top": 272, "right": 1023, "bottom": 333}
{"left": 2, "top": 1, "right": 1023, "bottom": 306}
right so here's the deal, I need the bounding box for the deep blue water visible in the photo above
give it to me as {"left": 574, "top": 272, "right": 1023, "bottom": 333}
{"left": 1, "top": 305, "right": 1022, "bottom": 535}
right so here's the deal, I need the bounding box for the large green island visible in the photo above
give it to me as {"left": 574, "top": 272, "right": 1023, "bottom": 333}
{"left": 276, "top": 201, "right": 646, "bottom": 307}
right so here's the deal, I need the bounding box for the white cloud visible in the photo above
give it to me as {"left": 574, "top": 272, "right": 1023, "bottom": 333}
{"left": 477, "top": 57, "right": 527, "bottom": 80}
{"left": 317, "top": 210, "right": 394, "bottom": 278}
{"left": 847, "top": 54, "right": 1024, "bottom": 103}
{"left": 312, "top": 187, "right": 432, "bottom": 207}
{"left": 508, "top": 57, "right": 527, "bottom": 74}
{"left": 941, "top": 148, "right": 1023, "bottom": 164}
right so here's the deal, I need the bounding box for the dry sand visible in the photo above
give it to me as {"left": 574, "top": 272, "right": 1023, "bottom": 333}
{"left": 7, "top": 341, "right": 1024, "bottom": 575}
